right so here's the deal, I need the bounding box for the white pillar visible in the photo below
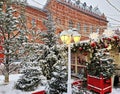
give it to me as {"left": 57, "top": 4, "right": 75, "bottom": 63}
{"left": 67, "top": 44, "right": 72, "bottom": 94}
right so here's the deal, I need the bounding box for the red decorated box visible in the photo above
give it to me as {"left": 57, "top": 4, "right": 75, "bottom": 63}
{"left": 32, "top": 90, "right": 45, "bottom": 94}
{"left": 72, "top": 80, "right": 82, "bottom": 89}
{"left": 0, "top": 46, "right": 4, "bottom": 64}
{"left": 87, "top": 75, "right": 112, "bottom": 94}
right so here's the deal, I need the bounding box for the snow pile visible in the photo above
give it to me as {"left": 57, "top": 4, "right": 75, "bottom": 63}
{"left": 112, "top": 88, "right": 120, "bottom": 94}
{"left": 0, "top": 74, "right": 30, "bottom": 94}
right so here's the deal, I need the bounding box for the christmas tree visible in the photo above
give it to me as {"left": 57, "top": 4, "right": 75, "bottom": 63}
{"left": 39, "top": 13, "right": 68, "bottom": 93}
{"left": 15, "top": 61, "right": 46, "bottom": 91}
{"left": 0, "top": 0, "right": 27, "bottom": 82}
{"left": 87, "top": 48, "right": 115, "bottom": 79}
{"left": 39, "top": 14, "right": 59, "bottom": 79}
{"left": 15, "top": 43, "right": 47, "bottom": 91}
{"left": 15, "top": 18, "right": 47, "bottom": 91}
{"left": 46, "top": 45, "right": 68, "bottom": 94}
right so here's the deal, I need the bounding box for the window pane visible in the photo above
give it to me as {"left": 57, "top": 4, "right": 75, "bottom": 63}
{"left": 77, "top": 23, "right": 80, "bottom": 31}
{"left": 69, "top": 20, "right": 74, "bottom": 28}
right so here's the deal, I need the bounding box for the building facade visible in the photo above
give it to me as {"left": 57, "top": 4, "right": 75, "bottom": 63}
{"left": 26, "top": 0, "right": 108, "bottom": 40}
{"left": 24, "top": 0, "right": 108, "bottom": 77}
{"left": 45, "top": 0, "right": 108, "bottom": 40}
{"left": 1, "top": 0, "right": 108, "bottom": 77}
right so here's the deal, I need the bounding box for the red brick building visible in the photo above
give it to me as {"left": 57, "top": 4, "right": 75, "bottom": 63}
{"left": 1, "top": 0, "right": 108, "bottom": 76}
{"left": 24, "top": 0, "right": 108, "bottom": 76}
{"left": 26, "top": 0, "right": 108, "bottom": 40}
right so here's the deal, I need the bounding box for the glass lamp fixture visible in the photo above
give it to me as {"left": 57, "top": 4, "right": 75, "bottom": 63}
{"left": 60, "top": 30, "right": 69, "bottom": 44}
{"left": 73, "top": 32, "right": 81, "bottom": 43}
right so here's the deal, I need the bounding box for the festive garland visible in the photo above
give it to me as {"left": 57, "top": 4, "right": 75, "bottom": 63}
{"left": 71, "top": 31, "right": 120, "bottom": 54}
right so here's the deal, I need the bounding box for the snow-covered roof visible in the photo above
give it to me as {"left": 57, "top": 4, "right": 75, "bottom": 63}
{"left": 13, "top": 0, "right": 103, "bottom": 16}
{"left": 27, "top": 0, "right": 48, "bottom": 9}
{"left": 63, "top": 0, "right": 102, "bottom": 16}
{"left": 26, "top": 0, "right": 102, "bottom": 16}
{"left": 93, "top": 6, "right": 102, "bottom": 15}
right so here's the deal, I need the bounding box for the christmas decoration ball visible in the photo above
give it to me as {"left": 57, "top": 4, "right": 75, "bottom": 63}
{"left": 104, "top": 44, "right": 108, "bottom": 48}
{"left": 107, "top": 38, "right": 111, "bottom": 41}
{"left": 83, "top": 52, "right": 88, "bottom": 56}
{"left": 90, "top": 42, "right": 96, "bottom": 47}
{"left": 113, "top": 35, "right": 118, "bottom": 40}
{"left": 102, "top": 38, "right": 105, "bottom": 40}
{"left": 79, "top": 47, "right": 82, "bottom": 51}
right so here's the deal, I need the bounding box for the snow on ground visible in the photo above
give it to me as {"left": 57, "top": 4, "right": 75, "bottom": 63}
{"left": 0, "top": 74, "right": 45, "bottom": 94}
{"left": 0, "top": 74, "right": 120, "bottom": 94}
{"left": 112, "top": 88, "right": 120, "bottom": 94}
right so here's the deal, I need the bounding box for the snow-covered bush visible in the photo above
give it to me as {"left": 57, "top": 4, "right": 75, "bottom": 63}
{"left": 15, "top": 61, "right": 47, "bottom": 91}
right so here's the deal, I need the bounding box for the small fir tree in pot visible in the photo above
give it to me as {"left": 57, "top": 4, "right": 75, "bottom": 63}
{"left": 87, "top": 49, "right": 115, "bottom": 79}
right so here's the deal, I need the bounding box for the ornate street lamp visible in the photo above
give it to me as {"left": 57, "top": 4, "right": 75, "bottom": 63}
{"left": 60, "top": 28, "right": 81, "bottom": 94}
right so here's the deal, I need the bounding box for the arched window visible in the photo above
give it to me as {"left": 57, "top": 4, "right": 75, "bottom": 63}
{"left": 56, "top": 18, "right": 61, "bottom": 24}
{"left": 84, "top": 24, "right": 87, "bottom": 32}
{"left": 77, "top": 23, "right": 81, "bottom": 32}
{"left": 90, "top": 25, "right": 93, "bottom": 33}
{"left": 31, "top": 18, "right": 36, "bottom": 25}
{"left": 69, "top": 20, "right": 74, "bottom": 28}
{"left": 96, "top": 28, "right": 100, "bottom": 33}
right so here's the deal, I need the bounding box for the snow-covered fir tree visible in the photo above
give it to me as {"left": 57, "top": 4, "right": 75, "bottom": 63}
{"left": 0, "top": 0, "right": 27, "bottom": 82}
{"left": 87, "top": 48, "right": 115, "bottom": 78}
{"left": 39, "top": 13, "right": 68, "bottom": 93}
{"left": 39, "top": 14, "right": 59, "bottom": 79}
{"left": 15, "top": 20, "right": 47, "bottom": 91}
{"left": 46, "top": 45, "right": 68, "bottom": 94}
{"left": 40, "top": 13, "right": 58, "bottom": 48}
{"left": 15, "top": 60, "right": 46, "bottom": 91}
{"left": 15, "top": 61, "right": 41, "bottom": 91}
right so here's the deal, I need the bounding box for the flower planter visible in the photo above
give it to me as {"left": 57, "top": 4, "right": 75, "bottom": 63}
{"left": 87, "top": 75, "right": 112, "bottom": 94}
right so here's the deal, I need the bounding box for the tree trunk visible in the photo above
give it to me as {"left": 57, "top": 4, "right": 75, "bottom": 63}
{"left": 4, "top": 73, "right": 9, "bottom": 83}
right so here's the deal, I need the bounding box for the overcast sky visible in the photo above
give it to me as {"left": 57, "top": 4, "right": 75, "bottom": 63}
{"left": 28, "top": 0, "right": 120, "bottom": 29}
{"left": 81, "top": 0, "right": 120, "bottom": 28}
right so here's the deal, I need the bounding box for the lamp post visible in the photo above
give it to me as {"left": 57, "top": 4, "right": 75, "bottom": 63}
{"left": 60, "top": 28, "right": 81, "bottom": 94}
